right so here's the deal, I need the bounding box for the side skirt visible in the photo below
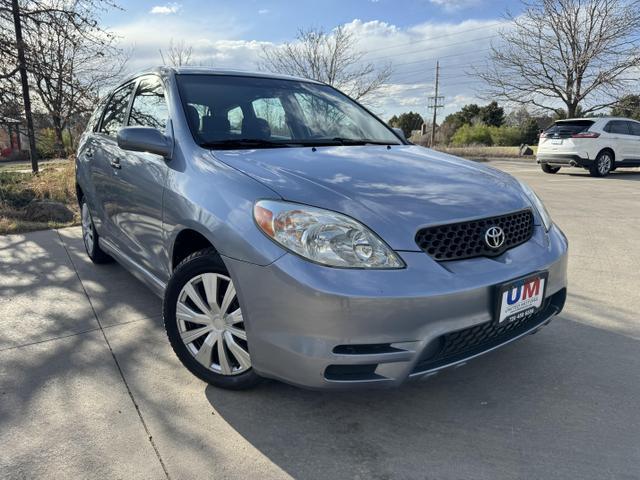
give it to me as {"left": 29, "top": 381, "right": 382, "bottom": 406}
{"left": 99, "top": 237, "right": 166, "bottom": 298}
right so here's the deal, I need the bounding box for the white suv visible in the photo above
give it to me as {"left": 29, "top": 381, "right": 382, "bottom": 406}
{"left": 537, "top": 117, "right": 640, "bottom": 177}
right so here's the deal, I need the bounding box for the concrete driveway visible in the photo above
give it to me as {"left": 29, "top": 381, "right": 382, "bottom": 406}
{"left": 1, "top": 162, "right": 639, "bottom": 479}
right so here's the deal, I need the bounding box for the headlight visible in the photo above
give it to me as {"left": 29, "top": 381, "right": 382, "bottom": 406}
{"left": 253, "top": 200, "right": 405, "bottom": 269}
{"left": 518, "top": 180, "right": 552, "bottom": 231}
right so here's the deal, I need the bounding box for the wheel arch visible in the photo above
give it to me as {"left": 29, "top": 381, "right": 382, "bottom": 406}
{"left": 170, "top": 226, "right": 221, "bottom": 272}
{"left": 596, "top": 147, "right": 615, "bottom": 163}
{"left": 76, "top": 182, "right": 84, "bottom": 206}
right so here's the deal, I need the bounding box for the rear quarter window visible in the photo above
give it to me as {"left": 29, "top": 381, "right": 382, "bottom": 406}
{"left": 627, "top": 122, "right": 640, "bottom": 136}
{"left": 604, "top": 121, "right": 631, "bottom": 135}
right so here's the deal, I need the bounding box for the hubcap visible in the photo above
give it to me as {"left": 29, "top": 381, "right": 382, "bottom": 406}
{"left": 176, "top": 273, "right": 250, "bottom": 376}
{"left": 598, "top": 155, "right": 611, "bottom": 175}
{"left": 81, "top": 203, "right": 94, "bottom": 253}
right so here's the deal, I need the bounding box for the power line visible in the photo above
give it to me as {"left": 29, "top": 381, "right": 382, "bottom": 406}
{"left": 360, "top": 21, "right": 505, "bottom": 56}
{"left": 389, "top": 47, "right": 493, "bottom": 69}
{"left": 390, "top": 57, "right": 490, "bottom": 82}
{"left": 365, "top": 34, "right": 498, "bottom": 63}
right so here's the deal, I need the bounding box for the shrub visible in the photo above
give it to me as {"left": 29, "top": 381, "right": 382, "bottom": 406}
{"left": 489, "top": 126, "right": 523, "bottom": 146}
{"left": 36, "top": 128, "right": 73, "bottom": 159}
{"left": 450, "top": 123, "right": 493, "bottom": 146}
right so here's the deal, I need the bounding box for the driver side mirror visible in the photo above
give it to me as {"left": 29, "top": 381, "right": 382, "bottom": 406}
{"left": 392, "top": 127, "right": 406, "bottom": 141}
{"left": 117, "top": 126, "right": 173, "bottom": 159}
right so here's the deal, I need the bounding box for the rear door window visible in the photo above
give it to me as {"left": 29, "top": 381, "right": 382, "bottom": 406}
{"left": 86, "top": 99, "right": 107, "bottom": 133}
{"left": 604, "top": 120, "right": 631, "bottom": 135}
{"left": 99, "top": 83, "right": 135, "bottom": 137}
{"left": 545, "top": 120, "right": 594, "bottom": 137}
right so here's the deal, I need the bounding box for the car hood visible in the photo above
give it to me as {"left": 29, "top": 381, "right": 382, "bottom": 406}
{"left": 212, "top": 145, "right": 532, "bottom": 251}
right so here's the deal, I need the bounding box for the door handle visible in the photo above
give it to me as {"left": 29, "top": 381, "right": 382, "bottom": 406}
{"left": 110, "top": 158, "right": 121, "bottom": 169}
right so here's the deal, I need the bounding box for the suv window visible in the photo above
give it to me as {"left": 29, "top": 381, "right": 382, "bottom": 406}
{"left": 128, "top": 77, "right": 169, "bottom": 131}
{"left": 627, "top": 121, "right": 640, "bottom": 136}
{"left": 544, "top": 120, "right": 593, "bottom": 137}
{"left": 100, "top": 83, "right": 135, "bottom": 137}
{"left": 604, "top": 120, "right": 631, "bottom": 135}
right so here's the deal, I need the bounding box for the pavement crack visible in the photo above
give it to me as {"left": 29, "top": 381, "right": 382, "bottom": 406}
{"left": 0, "top": 327, "right": 102, "bottom": 352}
{"left": 56, "top": 230, "right": 172, "bottom": 480}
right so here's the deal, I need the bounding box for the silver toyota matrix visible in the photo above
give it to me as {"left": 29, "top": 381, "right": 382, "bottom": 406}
{"left": 76, "top": 67, "right": 568, "bottom": 390}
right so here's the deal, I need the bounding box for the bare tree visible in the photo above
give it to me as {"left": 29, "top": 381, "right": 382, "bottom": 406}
{"left": 29, "top": 6, "right": 128, "bottom": 155}
{"left": 479, "top": 0, "right": 640, "bottom": 117}
{"left": 259, "top": 26, "right": 392, "bottom": 101}
{"left": 0, "top": 0, "right": 119, "bottom": 172}
{"left": 160, "top": 39, "right": 193, "bottom": 67}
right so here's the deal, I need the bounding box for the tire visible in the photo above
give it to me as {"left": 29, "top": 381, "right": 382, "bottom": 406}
{"left": 80, "top": 198, "right": 112, "bottom": 264}
{"left": 541, "top": 164, "right": 560, "bottom": 174}
{"left": 163, "top": 248, "right": 261, "bottom": 390}
{"left": 589, "top": 151, "right": 613, "bottom": 177}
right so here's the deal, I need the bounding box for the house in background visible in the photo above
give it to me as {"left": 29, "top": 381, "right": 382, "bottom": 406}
{"left": 0, "top": 117, "right": 27, "bottom": 160}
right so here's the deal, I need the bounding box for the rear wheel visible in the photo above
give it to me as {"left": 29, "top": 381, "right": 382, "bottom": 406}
{"left": 540, "top": 164, "right": 560, "bottom": 174}
{"left": 80, "top": 199, "right": 112, "bottom": 263}
{"left": 163, "top": 248, "right": 261, "bottom": 390}
{"left": 590, "top": 151, "right": 613, "bottom": 177}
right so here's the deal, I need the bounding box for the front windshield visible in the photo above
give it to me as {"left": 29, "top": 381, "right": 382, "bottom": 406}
{"left": 176, "top": 74, "right": 402, "bottom": 149}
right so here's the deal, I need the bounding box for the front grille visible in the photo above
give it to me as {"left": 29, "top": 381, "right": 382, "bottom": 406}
{"left": 412, "top": 288, "right": 566, "bottom": 374}
{"left": 415, "top": 210, "right": 534, "bottom": 261}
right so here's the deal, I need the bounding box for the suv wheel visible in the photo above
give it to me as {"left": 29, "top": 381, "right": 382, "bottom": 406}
{"left": 80, "top": 199, "right": 112, "bottom": 263}
{"left": 163, "top": 248, "right": 261, "bottom": 390}
{"left": 541, "top": 164, "right": 560, "bottom": 174}
{"left": 590, "top": 151, "right": 613, "bottom": 177}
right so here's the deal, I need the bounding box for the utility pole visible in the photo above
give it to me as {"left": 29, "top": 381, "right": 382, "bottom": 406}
{"left": 11, "top": 0, "right": 39, "bottom": 174}
{"left": 427, "top": 60, "right": 444, "bottom": 148}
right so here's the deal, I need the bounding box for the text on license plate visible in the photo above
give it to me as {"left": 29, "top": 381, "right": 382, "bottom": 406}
{"left": 498, "top": 274, "right": 546, "bottom": 324}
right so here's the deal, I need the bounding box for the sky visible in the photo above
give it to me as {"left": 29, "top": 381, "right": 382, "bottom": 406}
{"left": 102, "top": 0, "right": 524, "bottom": 120}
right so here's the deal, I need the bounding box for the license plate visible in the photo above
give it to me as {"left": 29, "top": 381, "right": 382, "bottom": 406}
{"left": 551, "top": 139, "right": 563, "bottom": 145}
{"left": 497, "top": 272, "right": 548, "bottom": 324}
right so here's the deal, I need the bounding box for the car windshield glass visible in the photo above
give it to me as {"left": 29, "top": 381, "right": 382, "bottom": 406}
{"left": 545, "top": 120, "right": 594, "bottom": 136}
{"left": 176, "top": 74, "right": 402, "bottom": 149}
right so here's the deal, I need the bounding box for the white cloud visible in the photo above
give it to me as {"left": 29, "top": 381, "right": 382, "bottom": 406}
{"left": 149, "top": 3, "right": 182, "bottom": 15}
{"left": 341, "top": 18, "right": 504, "bottom": 117}
{"left": 110, "top": 15, "right": 503, "bottom": 119}
{"left": 429, "top": 0, "right": 481, "bottom": 12}
{"left": 258, "top": 8, "right": 269, "bottom": 15}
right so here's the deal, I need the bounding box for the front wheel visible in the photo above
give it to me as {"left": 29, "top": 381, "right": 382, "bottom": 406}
{"left": 541, "top": 164, "right": 560, "bottom": 174}
{"left": 590, "top": 152, "right": 613, "bottom": 177}
{"left": 163, "top": 248, "right": 261, "bottom": 390}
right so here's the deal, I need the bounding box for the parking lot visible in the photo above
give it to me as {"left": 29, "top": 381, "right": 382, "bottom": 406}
{"left": 1, "top": 160, "right": 639, "bottom": 480}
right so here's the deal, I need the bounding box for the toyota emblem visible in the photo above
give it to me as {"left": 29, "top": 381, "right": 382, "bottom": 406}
{"left": 485, "top": 226, "right": 505, "bottom": 249}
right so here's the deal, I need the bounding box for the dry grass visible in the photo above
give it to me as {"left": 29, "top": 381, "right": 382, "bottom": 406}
{"left": 0, "top": 158, "right": 79, "bottom": 235}
{"left": 434, "top": 145, "right": 538, "bottom": 159}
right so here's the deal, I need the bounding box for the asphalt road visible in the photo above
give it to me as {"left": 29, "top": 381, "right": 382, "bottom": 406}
{"left": 1, "top": 161, "right": 639, "bottom": 480}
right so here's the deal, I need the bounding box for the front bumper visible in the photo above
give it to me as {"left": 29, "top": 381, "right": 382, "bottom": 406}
{"left": 537, "top": 154, "right": 592, "bottom": 168}
{"left": 224, "top": 225, "right": 569, "bottom": 389}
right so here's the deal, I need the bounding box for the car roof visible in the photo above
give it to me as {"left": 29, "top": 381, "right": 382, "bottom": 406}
{"left": 556, "top": 117, "right": 638, "bottom": 123}
{"left": 117, "top": 66, "right": 323, "bottom": 86}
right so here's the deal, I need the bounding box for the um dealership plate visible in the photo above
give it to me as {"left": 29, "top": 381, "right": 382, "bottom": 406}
{"left": 497, "top": 272, "right": 548, "bottom": 324}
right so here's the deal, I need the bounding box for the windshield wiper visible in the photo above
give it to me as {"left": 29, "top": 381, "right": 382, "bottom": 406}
{"left": 200, "top": 139, "right": 303, "bottom": 149}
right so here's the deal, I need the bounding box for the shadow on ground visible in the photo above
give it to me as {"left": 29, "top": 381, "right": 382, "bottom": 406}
{"left": 205, "top": 296, "right": 640, "bottom": 480}
{"left": 2, "top": 219, "right": 640, "bottom": 479}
